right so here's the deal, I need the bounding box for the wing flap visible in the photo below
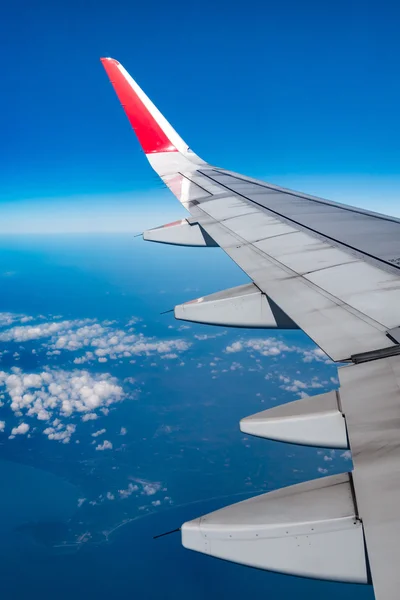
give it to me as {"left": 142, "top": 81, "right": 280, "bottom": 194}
{"left": 182, "top": 474, "right": 367, "bottom": 583}
{"left": 240, "top": 390, "right": 348, "bottom": 448}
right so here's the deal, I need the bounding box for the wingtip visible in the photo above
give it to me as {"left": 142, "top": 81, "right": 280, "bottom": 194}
{"left": 100, "top": 55, "right": 185, "bottom": 155}
{"left": 100, "top": 57, "right": 119, "bottom": 65}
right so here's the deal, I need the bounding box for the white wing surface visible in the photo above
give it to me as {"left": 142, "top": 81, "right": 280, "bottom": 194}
{"left": 101, "top": 57, "right": 400, "bottom": 600}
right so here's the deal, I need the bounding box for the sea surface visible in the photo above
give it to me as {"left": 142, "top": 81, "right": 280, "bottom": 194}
{"left": 0, "top": 234, "right": 374, "bottom": 599}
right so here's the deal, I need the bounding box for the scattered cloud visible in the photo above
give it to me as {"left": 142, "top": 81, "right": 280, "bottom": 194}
{"left": 279, "top": 375, "right": 324, "bottom": 394}
{"left": 0, "top": 367, "right": 126, "bottom": 443}
{"left": 11, "top": 422, "right": 30, "bottom": 435}
{"left": 0, "top": 319, "right": 92, "bottom": 343}
{"left": 0, "top": 421, "right": 4, "bottom": 432}
{"left": 194, "top": 331, "right": 227, "bottom": 341}
{"left": 225, "top": 341, "right": 243, "bottom": 353}
{"left": 43, "top": 423, "right": 76, "bottom": 444}
{"left": 230, "top": 362, "right": 243, "bottom": 371}
{"left": 228, "top": 338, "right": 291, "bottom": 356}
{"left": 96, "top": 440, "right": 113, "bottom": 451}
{"left": 153, "top": 424, "right": 176, "bottom": 437}
{"left": 118, "top": 483, "right": 139, "bottom": 499}
{"left": 301, "top": 348, "right": 332, "bottom": 364}
{"left": 0, "top": 315, "right": 192, "bottom": 365}
{"left": 81, "top": 413, "right": 98, "bottom": 422}
{"left": 127, "top": 317, "right": 140, "bottom": 327}
{"left": 0, "top": 313, "right": 34, "bottom": 328}
{"left": 141, "top": 481, "right": 161, "bottom": 496}
{"left": 340, "top": 450, "right": 352, "bottom": 461}
{"left": 224, "top": 337, "right": 332, "bottom": 364}
{"left": 0, "top": 312, "right": 337, "bottom": 454}
{"left": 130, "top": 478, "right": 162, "bottom": 497}
{"left": 92, "top": 428, "right": 106, "bottom": 438}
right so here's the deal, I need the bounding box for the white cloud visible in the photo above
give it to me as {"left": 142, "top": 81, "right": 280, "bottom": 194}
{"left": 141, "top": 481, "right": 161, "bottom": 496}
{"left": 151, "top": 500, "right": 161, "bottom": 507}
{"left": 92, "top": 428, "right": 106, "bottom": 438}
{"left": 43, "top": 423, "right": 76, "bottom": 444}
{"left": 0, "top": 319, "right": 92, "bottom": 343}
{"left": 118, "top": 483, "right": 139, "bottom": 499}
{"left": 340, "top": 450, "right": 352, "bottom": 461}
{"left": 121, "top": 478, "right": 163, "bottom": 498}
{"left": 0, "top": 421, "right": 4, "bottom": 432}
{"left": 81, "top": 413, "right": 98, "bottom": 422}
{"left": 279, "top": 375, "right": 324, "bottom": 394}
{"left": 106, "top": 492, "right": 115, "bottom": 500}
{"left": 127, "top": 317, "right": 140, "bottom": 327}
{"left": 11, "top": 423, "right": 29, "bottom": 435}
{"left": 120, "top": 427, "right": 127, "bottom": 436}
{"left": 229, "top": 361, "right": 243, "bottom": 371}
{"left": 225, "top": 341, "right": 243, "bottom": 353}
{"left": 226, "top": 338, "right": 292, "bottom": 356}
{"left": 0, "top": 315, "right": 192, "bottom": 366}
{"left": 77, "top": 498, "right": 86, "bottom": 508}
{"left": 194, "top": 331, "right": 227, "bottom": 341}
{"left": 0, "top": 313, "right": 33, "bottom": 328}
{"left": 318, "top": 467, "right": 328, "bottom": 474}
{"left": 27, "top": 370, "right": 119, "bottom": 414}
{"left": 96, "top": 440, "right": 112, "bottom": 451}
{"left": 224, "top": 337, "right": 334, "bottom": 365}
{"left": 74, "top": 357, "right": 87, "bottom": 365}
{"left": 301, "top": 348, "right": 332, "bottom": 363}
{"left": 0, "top": 367, "right": 126, "bottom": 443}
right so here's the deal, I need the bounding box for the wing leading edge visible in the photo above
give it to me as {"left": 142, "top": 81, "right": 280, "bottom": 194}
{"left": 101, "top": 57, "right": 400, "bottom": 600}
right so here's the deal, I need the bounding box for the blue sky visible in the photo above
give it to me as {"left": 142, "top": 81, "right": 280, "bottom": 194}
{"left": 3, "top": 0, "right": 400, "bottom": 232}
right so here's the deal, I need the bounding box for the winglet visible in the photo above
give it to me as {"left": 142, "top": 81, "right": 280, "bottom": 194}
{"left": 100, "top": 57, "right": 189, "bottom": 155}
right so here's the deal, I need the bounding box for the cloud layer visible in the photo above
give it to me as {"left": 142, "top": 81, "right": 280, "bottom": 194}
{"left": 0, "top": 316, "right": 191, "bottom": 364}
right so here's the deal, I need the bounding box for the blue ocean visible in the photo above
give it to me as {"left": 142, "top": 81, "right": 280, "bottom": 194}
{"left": 0, "top": 234, "right": 373, "bottom": 599}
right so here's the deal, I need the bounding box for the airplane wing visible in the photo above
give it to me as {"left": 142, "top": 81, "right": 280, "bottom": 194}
{"left": 101, "top": 57, "right": 400, "bottom": 600}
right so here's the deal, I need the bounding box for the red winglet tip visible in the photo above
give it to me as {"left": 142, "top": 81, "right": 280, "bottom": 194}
{"left": 100, "top": 57, "right": 119, "bottom": 66}
{"left": 101, "top": 57, "right": 179, "bottom": 155}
